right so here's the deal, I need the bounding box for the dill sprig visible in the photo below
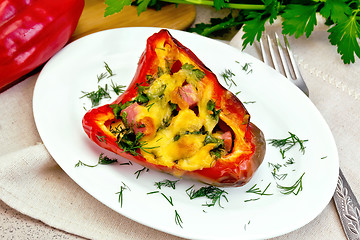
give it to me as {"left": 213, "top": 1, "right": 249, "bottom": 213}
{"left": 175, "top": 210, "right": 183, "bottom": 228}
{"left": 115, "top": 182, "right": 130, "bottom": 208}
{"left": 161, "top": 193, "right": 174, "bottom": 206}
{"left": 154, "top": 179, "right": 180, "bottom": 190}
{"left": 241, "top": 62, "right": 253, "bottom": 74}
{"left": 75, "top": 153, "right": 117, "bottom": 168}
{"left": 221, "top": 69, "right": 236, "bottom": 89}
{"left": 268, "top": 132, "right": 308, "bottom": 154}
{"left": 246, "top": 183, "right": 273, "bottom": 196}
{"left": 277, "top": 172, "right": 305, "bottom": 195}
{"left": 97, "top": 72, "right": 108, "bottom": 82}
{"left": 110, "top": 80, "right": 126, "bottom": 95}
{"left": 134, "top": 166, "right": 149, "bottom": 179}
{"left": 104, "top": 62, "right": 115, "bottom": 77}
{"left": 186, "top": 185, "right": 228, "bottom": 207}
{"left": 80, "top": 84, "right": 111, "bottom": 107}
{"left": 118, "top": 130, "right": 158, "bottom": 156}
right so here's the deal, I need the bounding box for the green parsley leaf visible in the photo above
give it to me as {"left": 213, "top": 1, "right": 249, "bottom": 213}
{"left": 181, "top": 63, "right": 206, "bottom": 80}
{"left": 214, "top": 0, "right": 227, "bottom": 11}
{"left": 104, "top": 0, "right": 132, "bottom": 17}
{"left": 137, "top": 0, "right": 152, "bottom": 15}
{"left": 328, "top": 10, "right": 360, "bottom": 64}
{"left": 241, "top": 0, "right": 279, "bottom": 48}
{"left": 281, "top": 3, "right": 320, "bottom": 38}
{"left": 320, "top": 0, "right": 352, "bottom": 23}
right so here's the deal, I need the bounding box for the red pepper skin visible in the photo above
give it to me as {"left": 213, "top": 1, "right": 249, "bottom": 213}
{"left": 83, "top": 29, "right": 266, "bottom": 187}
{"left": 0, "top": 0, "right": 84, "bottom": 91}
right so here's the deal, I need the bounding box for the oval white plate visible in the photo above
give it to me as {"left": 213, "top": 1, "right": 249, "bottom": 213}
{"left": 33, "top": 27, "right": 339, "bottom": 240}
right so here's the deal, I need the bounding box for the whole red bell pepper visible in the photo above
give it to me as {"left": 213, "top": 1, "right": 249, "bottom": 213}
{"left": 82, "top": 29, "right": 266, "bottom": 187}
{"left": 0, "top": 0, "right": 84, "bottom": 91}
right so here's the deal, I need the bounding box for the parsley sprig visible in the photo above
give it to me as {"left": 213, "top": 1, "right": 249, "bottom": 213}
{"left": 105, "top": 0, "right": 360, "bottom": 64}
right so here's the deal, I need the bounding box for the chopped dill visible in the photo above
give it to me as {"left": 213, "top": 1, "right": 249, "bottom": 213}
{"left": 75, "top": 153, "right": 117, "bottom": 168}
{"left": 119, "top": 160, "right": 132, "bottom": 166}
{"left": 241, "top": 62, "right": 253, "bottom": 74}
{"left": 104, "top": 62, "right": 115, "bottom": 77}
{"left": 146, "top": 102, "right": 155, "bottom": 111}
{"left": 147, "top": 191, "right": 159, "bottom": 195}
{"left": 285, "top": 158, "right": 295, "bottom": 165}
{"left": 246, "top": 183, "right": 273, "bottom": 196}
{"left": 175, "top": 210, "right": 183, "bottom": 228}
{"left": 280, "top": 149, "right": 286, "bottom": 159}
{"left": 161, "top": 193, "right": 174, "bottom": 206}
{"left": 221, "top": 69, "right": 236, "bottom": 89}
{"left": 134, "top": 166, "right": 149, "bottom": 179}
{"left": 115, "top": 182, "right": 130, "bottom": 208}
{"left": 97, "top": 72, "right": 108, "bottom": 82}
{"left": 277, "top": 172, "right": 305, "bottom": 195}
{"left": 154, "top": 179, "right": 180, "bottom": 190}
{"left": 268, "top": 132, "right": 308, "bottom": 154}
{"left": 110, "top": 80, "right": 126, "bottom": 95}
{"left": 244, "top": 198, "right": 260, "bottom": 202}
{"left": 80, "top": 84, "right": 111, "bottom": 107}
{"left": 186, "top": 185, "right": 228, "bottom": 207}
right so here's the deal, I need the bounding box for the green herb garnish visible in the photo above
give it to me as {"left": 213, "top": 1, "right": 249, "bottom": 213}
{"left": 246, "top": 183, "right": 273, "bottom": 196}
{"left": 110, "top": 80, "right": 126, "bottom": 95}
{"left": 268, "top": 132, "right": 308, "bottom": 154}
{"left": 134, "top": 166, "right": 149, "bottom": 179}
{"left": 154, "top": 179, "right": 180, "bottom": 190}
{"left": 277, "top": 172, "right": 305, "bottom": 195}
{"left": 203, "top": 134, "right": 225, "bottom": 159}
{"left": 241, "top": 62, "right": 253, "bottom": 74}
{"left": 207, "top": 100, "right": 221, "bottom": 122}
{"left": 75, "top": 153, "right": 117, "bottom": 168}
{"left": 80, "top": 85, "right": 111, "bottom": 107}
{"left": 161, "top": 193, "right": 174, "bottom": 206}
{"left": 175, "top": 210, "right": 183, "bottom": 228}
{"left": 186, "top": 185, "right": 228, "bottom": 207}
{"left": 221, "top": 69, "right": 236, "bottom": 89}
{"left": 104, "top": 62, "right": 115, "bottom": 77}
{"left": 115, "top": 182, "right": 130, "bottom": 208}
{"left": 181, "top": 63, "right": 206, "bottom": 80}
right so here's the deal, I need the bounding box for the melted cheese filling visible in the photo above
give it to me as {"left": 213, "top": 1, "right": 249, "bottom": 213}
{"left": 110, "top": 67, "right": 228, "bottom": 172}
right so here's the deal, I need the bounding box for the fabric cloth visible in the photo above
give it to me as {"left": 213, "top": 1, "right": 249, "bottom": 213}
{"left": 1, "top": 17, "right": 359, "bottom": 240}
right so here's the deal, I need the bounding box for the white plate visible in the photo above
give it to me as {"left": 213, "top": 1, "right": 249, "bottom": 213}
{"left": 33, "top": 27, "right": 339, "bottom": 240}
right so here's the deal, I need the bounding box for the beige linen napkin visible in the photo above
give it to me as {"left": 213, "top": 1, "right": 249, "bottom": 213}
{"left": 1, "top": 19, "right": 359, "bottom": 240}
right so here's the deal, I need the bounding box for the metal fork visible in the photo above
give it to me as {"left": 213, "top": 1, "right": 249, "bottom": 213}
{"left": 259, "top": 33, "right": 360, "bottom": 240}
{"left": 259, "top": 33, "right": 309, "bottom": 96}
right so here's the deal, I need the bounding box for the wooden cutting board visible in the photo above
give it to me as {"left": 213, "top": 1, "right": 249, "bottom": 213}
{"left": 70, "top": 0, "right": 196, "bottom": 41}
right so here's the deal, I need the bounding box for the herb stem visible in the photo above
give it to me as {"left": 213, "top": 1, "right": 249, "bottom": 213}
{"left": 163, "top": 0, "right": 268, "bottom": 10}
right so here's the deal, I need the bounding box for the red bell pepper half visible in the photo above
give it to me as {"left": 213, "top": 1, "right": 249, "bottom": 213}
{"left": 82, "top": 29, "right": 266, "bottom": 187}
{"left": 0, "top": 0, "right": 84, "bottom": 91}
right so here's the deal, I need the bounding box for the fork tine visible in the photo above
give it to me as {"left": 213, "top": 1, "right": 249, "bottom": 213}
{"left": 275, "top": 33, "right": 292, "bottom": 79}
{"left": 283, "top": 36, "right": 310, "bottom": 96}
{"left": 259, "top": 38, "right": 270, "bottom": 66}
{"left": 284, "top": 36, "right": 301, "bottom": 79}
{"left": 266, "top": 34, "right": 281, "bottom": 73}
{"left": 259, "top": 33, "right": 310, "bottom": 97}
